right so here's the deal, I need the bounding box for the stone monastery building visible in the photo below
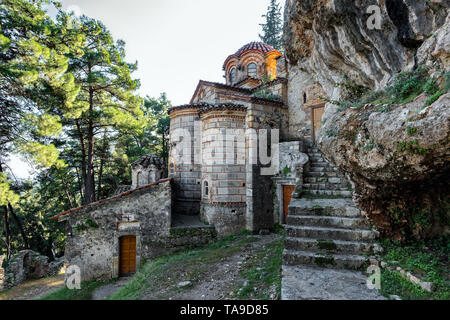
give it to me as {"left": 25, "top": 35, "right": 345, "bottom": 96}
{"left": 52, "top": 42, "right": 369, "bottom": 281}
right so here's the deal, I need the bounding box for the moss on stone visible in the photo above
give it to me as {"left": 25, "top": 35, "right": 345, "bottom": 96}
{"left": 317, "top": 239, "right": 337, "bottom": 251}
{"left": 314, "top": 254, "right": 336, "bottom": 267}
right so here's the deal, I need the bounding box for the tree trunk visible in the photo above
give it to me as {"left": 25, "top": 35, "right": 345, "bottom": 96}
{"left": 85, "top": 86, "right": 96, "bottom": 204}
{"left": 97, "top": 129, "right": 107, "bottom": 201}
{"left": 7, "top": 203, "right": 29, "bottom": 249}
{"left": 75, "top": 119, "right": 88, "bottom": 204}
{"left": 2, "top": 205, "right": 10, "bottom": 260}
{"left": 0, "top": 163, "right": 11, "bottom": 258}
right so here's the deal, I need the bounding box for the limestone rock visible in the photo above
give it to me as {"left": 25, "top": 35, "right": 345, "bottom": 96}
{"left": 283, "top": 0, "right": 449, "bottom": 240}
{"left": 317, "top": 94, "right": 449, "bottom": 239}
{"left": 3, "top": 250, "right": 58, "bottom": 289}
{"left": 283, "top": 0, "right": 448, "bottom": 99}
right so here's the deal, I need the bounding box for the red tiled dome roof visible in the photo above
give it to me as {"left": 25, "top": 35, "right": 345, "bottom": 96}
{"left": 223, "top": 42, "right": 278, "bottom": 70}
{"left": 234, "top": 42, "right": 276, "bottom": 57}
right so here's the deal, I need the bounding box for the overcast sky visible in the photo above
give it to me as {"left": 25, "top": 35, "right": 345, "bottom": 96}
{"left": 61, "top": 0, "right": 286, "bottom": 105}
{"left": 9, "top": 0, "right": 286, "bottom": 178}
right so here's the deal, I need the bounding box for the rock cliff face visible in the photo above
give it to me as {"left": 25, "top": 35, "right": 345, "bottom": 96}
{"left": 284, "top": 0, "right": 448, "bottom": 97}
{"left": 284, "top": 0, "right": 449, "bottom": 239}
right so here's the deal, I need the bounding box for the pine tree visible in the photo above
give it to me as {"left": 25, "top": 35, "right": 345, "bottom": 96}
{"left": 259, "top": 0, "right": 283, "bottom": 50}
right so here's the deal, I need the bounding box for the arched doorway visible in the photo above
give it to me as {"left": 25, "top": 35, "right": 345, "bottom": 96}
{"left": 119, "top": 236, "right": 137, "bottom": 276}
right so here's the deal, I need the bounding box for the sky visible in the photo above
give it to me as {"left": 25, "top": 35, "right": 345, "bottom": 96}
{"left": 7, "top": 0, "right": 286, "bottom": 179}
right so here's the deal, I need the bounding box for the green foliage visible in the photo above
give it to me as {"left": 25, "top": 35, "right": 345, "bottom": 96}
{"left": 0, "top": 1, "right": 171, "bottom": 259}
{"left": 397, "top": 140, "right": 430, "bottom": 155}
{"left": 282, "top": 166, "right": 291, "bottom": 176}
{"left": 423, "top": 78, "right": 440, "bottom": 96}
{"left": 407, "top": 127, "right": 418, "bottom": 136}
{"left": 326, "top": 130, "right": 336, "bottom": 137}
{"left": 252, "top": 88, "right": 282, "bottom": 101}
{"left": 387, "top": 67, "right": 429, "bottom": 104}
{"left": 328, "top": 67, "right": 448, "bottom": 114}
{"left": 0, "top": 173, "right": 19, "bottom": 206}
{"left": 424, "top": 89, "right": 446, "bottom": 107}
{"left": 259, "top": 0, "right": 283, "bottom": 50}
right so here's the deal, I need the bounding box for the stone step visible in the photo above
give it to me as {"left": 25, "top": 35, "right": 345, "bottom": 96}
{"left": 305, "top": 190, "right": 353, "bottom": 197}
{"left": 285, "top": 225, "right": 379, "bottom": 242}
{"left": 302, "top": 183, "right": 351, "bottom": 192}
{"left": 283, "top": 249, "right": 368, "bottom": 270}
{"left": 286, "top": 215, "right": 370, "bottom": 230}
{"left": 284, "top": 237, "right": 383, "bottom": 255}
{"left": 289, "top": 198, "right": 361, "bottom": 217}
{"left": 304, "top": 171, "right": 343, "bottom": 178}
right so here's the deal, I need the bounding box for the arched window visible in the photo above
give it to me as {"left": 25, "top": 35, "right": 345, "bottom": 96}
{"left": 247, "top": 63, "right": 257, "bottom": 78}
{"left": 229, "top": 68, "right": 237, "bottom": 84}
{"left": 203, "top": 181, "right": 209, "bottom": 198}
{"left": 303, "top": 92, "right": 307, "bottom": 104}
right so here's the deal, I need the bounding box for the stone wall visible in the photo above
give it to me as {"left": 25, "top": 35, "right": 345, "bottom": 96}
{"left": 200, "top": 109, "right": 247, "bottom": 204}
{"left": 201, "top": 203, "right": 246, "bottom": 237}
{"left": 61, "top": 180, "right": 172, "bottom": 281}
{"left": 169, "top": 108, "right": 202, "bottom": 215}
{"left": 246, "top": 101, "right": 289, "bottom": 141}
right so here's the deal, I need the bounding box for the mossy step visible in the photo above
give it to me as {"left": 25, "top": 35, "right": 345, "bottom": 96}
{"left": 284, "top": 237, "right": 383, "bottom": 255}
{"left": 285, "top": 225, "right": 379, "bottom": 242}
{"left": 286, "top": 215, "right": 369, "bottom": 230}
{"left": 305, "top": 190, "right": 353, "bottom": 197}
{"left": 288, "top": 198, "right": 361, "bottom": 217}
{"left": 302, "top": 184, "right": 352, "bottom": 192}
{"left": 283, "top": 249, "right": 368, "bottom": 270}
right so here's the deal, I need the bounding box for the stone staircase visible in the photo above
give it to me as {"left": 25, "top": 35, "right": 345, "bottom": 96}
{"left": 302, "top": 146, "right": 353, "bottom": 197}
{"left": 283, "top": 146, "right": 382, "bottom": 270}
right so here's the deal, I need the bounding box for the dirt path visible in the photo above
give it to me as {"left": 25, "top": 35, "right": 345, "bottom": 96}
{"left": 128, "top": 233, "right": 283, "bottom": 300}
{"left": 0, "top": 274, "right": 65, "bottom": 300}
{"left": 91, "top": 278, "right": 131, "bottom": 300}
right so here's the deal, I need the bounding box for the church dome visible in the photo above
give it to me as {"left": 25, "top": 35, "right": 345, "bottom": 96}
{"left": 223, "top": 42, "right": 278, "bottom": 70}
{"left": 234, "top": 42, "right": 276, "bottom": 57}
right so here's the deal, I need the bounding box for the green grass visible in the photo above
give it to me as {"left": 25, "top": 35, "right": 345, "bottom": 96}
{"left": 40, "top": 280, "right": 111, "bottom": 300}
{"left": 108, "top": 231, "right": 259, "bottom": 300}
{"left": 379, "top": 235, "right": 450, "bottom": 300}
{"left": 233, "top": 232, "right": 285, "bottom": 300}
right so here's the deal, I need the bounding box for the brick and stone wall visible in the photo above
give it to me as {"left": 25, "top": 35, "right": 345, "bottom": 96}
{"left": 246, "top": 100, "right": 289, "bottom": 141}
{"left": 199, "top": 108, "right": 247, "bottom": 236}
{"left": 169, "top": 108, "right": 202, "bottom": 215}
{"left": 60, "top": 180, "right": 172, "bottom": 282}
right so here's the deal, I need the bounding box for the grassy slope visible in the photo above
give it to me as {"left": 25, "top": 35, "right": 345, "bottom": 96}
{"left": 110, "top": 230, "right": 284, "bottom": 300}
{"left": 379, "top": 236, "right": 450, "bottom": 300}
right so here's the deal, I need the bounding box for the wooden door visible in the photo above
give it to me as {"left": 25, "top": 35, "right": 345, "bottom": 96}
{"left": 119, "top": 236, "right": 136, "bottom": 276}
{"left": 283, "top": 185, "right": 296, "bottom": 224}
{"left": 311, "top": 104, "right": 325, "bottom": 143}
